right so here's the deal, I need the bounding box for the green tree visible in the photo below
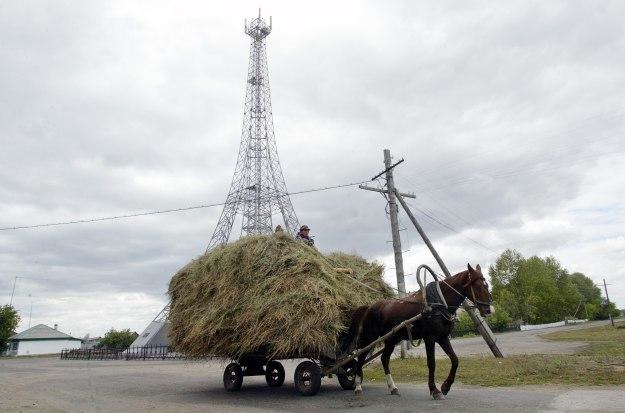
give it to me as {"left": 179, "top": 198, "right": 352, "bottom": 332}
{"left": 486, "top": 304, "right": 512, "bottom": 331}
{"left": 99, "top": 328, "right": 138, "bottom": 349}
{"left": 584, "top": 302, "right": 599, "bottom": 320}
{"left": 453, "top": 311, "right": 477, "bottom": 337}
{"left": 488, "top": 251, "right": 589, "bottom": 324}
{"left": 569, "top": 272, "right": 602, "bottom": 305}
{"left": 489, "top": 249, "right": 524, "bottom": 288}
{"left": 0, "top": 305, "right": 20, "bottom": 354}
{"left": 596, "top": 301, "right": 621, "bottom": 321}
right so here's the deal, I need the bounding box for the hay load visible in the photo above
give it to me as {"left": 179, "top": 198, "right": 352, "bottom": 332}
{"left": 168, "top": 232, "right": 392, "bottom": 359}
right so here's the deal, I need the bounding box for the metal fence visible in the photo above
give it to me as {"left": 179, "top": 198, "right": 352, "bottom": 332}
{"left": 60, "top": 345, "right": 188, "bottom": 360}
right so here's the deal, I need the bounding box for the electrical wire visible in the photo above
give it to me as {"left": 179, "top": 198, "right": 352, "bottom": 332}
{"left": 406, "top": 201, "right": 498, "bottom": 254}
{"left": 0, "top": 179, "right": 371, "bottom": 231}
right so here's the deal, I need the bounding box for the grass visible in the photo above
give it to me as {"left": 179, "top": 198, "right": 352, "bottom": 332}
{"left": 364, "top": 320, "right": 625, "bottom": 386}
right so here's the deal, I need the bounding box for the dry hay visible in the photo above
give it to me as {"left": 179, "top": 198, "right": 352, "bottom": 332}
{"left": 168, "top": 232, "right": 393, "bottom": 359}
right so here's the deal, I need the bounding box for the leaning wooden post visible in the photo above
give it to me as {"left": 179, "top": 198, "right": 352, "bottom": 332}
{"left": 394, "top": 188, "right": 505, "bottom": 358}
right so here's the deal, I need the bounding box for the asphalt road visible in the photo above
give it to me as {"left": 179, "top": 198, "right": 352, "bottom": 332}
{"left": 1, "top": 357, "right": 624, "bottom": 412}
{"left": 1, "top": 320, "right": 623, "bottom": 413}
{"left": 400, "top": 320, "right": 613, "bottom": 359}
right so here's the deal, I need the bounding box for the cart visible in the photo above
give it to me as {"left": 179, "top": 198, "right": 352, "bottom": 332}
{"left": 222, "top": 312, "right": 424, "bottom": 396}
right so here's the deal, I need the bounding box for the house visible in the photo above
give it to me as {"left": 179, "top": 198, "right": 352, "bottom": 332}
{"left": 6, "top": 324, "right": 82, "bottom": 356}
{"left": 81, "top": 335, "right": 102, "bottom": 349}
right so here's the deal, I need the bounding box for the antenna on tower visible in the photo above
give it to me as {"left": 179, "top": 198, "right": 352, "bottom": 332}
{"left": 207, "top": 11, "right": 297, "bottom": 250}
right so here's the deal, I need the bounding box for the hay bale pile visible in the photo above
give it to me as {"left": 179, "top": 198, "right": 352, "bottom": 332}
{"left": 168, "top": 232, "right": 392, "bottom": 359}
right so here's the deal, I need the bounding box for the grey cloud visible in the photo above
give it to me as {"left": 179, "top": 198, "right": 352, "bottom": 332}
{"left": 2, "top": 1, "right": 624, "bottom": 336}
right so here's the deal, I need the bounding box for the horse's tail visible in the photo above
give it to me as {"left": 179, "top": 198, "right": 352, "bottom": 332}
{"left": 339, "top": 305, "right": 370, "bottom": 355}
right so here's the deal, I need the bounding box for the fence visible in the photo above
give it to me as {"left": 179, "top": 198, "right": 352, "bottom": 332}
{"left": 60, "top": 345, "right": 188, "bottom": 360}
{"left": 450, "top": 322, "right": 521, "bottom": 338}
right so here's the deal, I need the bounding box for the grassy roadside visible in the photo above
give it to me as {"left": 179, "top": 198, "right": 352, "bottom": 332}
{"left": 364, "top": 320, "right": 625, "bottom": 386}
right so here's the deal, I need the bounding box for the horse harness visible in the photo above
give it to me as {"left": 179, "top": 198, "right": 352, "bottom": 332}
{"left": 396, "top": 266, "right": 491, "bottom": 345}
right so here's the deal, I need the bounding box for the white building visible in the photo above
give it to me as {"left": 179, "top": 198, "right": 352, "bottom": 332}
{"left": 6, "top": 324, "right": 82, "bottom": 356}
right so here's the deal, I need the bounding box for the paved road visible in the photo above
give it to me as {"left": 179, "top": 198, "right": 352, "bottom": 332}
{"left": 1, "top": 357, "right": 624, "bottom": 412}
{"left": 402, "top": 320, "right": 612, "bottom": 359}
{"left": 1, "top": 320, "right": 622, "bottom": 412}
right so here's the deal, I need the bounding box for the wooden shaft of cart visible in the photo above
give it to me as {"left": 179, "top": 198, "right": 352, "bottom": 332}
{"left": 325, "top": 312, "right": 424, "bottom": 375}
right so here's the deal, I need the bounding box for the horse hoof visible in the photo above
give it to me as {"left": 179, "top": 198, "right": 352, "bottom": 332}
{"left": 390, "top": 388, "right": 401, "bottom": 396}
{"left": 432, "top": 392, "right": 445, "bottom": 400}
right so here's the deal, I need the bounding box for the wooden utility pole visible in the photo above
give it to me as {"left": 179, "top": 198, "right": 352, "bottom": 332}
{"left": 360, "top": 149, "right": 416, "bottom": 357}
{"left": 603, "top": 278, "right": 615, "bottom": 327}
{"left": 361, "top": 149, "right": 504, "bottom": 358}
{"left": 384, "top": 149, "right": 407, "bottom": 296}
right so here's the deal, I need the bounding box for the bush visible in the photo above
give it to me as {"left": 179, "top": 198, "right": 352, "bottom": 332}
{"left": 487, "top": 305, "right": 512, "bottom": 331}
{"left": 99, "top": 328, "right": 137, "bottom": 349}
{"left": 0, "top": 305, "right": 20, "bottom": 354}
{"left": 452, "top": 311, "right": 477, "bottom": 337}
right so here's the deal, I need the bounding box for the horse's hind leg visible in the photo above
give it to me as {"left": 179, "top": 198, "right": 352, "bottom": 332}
{"left": 381, "top": 342, "right": 400, "bottom": 395}
{"left": 438, "top": 335, "right": 458, "bottom": 395}
{"left": 354, "top": 350, "right": 370, "bottom": 395}
{"left": 425, "top": 336, "right": 444, "bottom": 400}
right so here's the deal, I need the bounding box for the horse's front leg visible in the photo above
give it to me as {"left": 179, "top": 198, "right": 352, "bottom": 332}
{"left": 381, "top": 341, "right": 400, "bottom": 395}
{"left": 425, "top": 336, "right": 444, "bottom": 400}
{"left": 438, "top": 335, "right": 459, "bottom": 395}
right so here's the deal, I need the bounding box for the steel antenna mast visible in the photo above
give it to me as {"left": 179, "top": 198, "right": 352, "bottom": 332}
{"left": 206, "top": 9, "right": 299, "bottom": 251}
{"left": 132, "top": 11, "right": 299, "bottom": 348}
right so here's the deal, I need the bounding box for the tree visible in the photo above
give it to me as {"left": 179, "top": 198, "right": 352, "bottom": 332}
{"left": 99, "top": 328, "right": 138, "bottom": 349}
{"left": 569, "top": 272, "right": 602, "bottom": 305}
{"left": 596, "top": 301, "right": 621, "bottom": 321}
{"left": 0, "top": 305, "right": 20, "bottom": 354}
{"left": 486, "top": 304, "right": 512, "bottom": 331}
{"left": 489, "top": 251, "right": 587, "bottom": 324}
{"left": 489, "top": 249, "right": 524, "bottom": 288}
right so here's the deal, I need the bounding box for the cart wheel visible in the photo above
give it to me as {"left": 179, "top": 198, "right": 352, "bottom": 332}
{"left": 337, "top": 365, "right": 356, "bottom": 390}
{"left": 265, "top": 361, "right": 285, "bottom": 387}
{"left": 294, "top": 360, "right": 322, "bottom": 396}
{"left": 223, "top": 362, "right": 243, "bottom": 392}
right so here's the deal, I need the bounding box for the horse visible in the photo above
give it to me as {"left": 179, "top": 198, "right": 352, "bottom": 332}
{"left": 340, "top": 263, "right": 492, "bottom": 399}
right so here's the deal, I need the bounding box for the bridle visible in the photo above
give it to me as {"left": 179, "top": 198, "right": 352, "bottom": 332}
{"left": 466, "top": 271, "right": 493, "bottom": 308}
{"left": 415, "top": 265, "right": 492, "bottom": 310}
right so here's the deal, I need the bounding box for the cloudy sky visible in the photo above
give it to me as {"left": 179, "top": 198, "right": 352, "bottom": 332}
{"left": 1, "top": 1, "right": 624, "bottom": 338}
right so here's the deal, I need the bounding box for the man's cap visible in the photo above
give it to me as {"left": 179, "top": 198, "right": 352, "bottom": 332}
{"left": 300, "top": 225, "right": 310, "bottom": 231}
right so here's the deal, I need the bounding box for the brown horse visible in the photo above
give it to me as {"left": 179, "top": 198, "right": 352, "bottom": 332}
{"left": 340, "top": 264, "right": 492, "bottom": 399}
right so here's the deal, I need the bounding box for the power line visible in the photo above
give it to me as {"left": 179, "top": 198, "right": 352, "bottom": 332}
{"left": 0, "top": 179, "right": 371, "bottom": 231}
{"left": 406, "top": 201, "right": 498, "bottom": 254}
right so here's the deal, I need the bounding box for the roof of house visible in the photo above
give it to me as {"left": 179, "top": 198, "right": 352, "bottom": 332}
{"left": 9, "top": 324, "right": 81, "bottom": 341}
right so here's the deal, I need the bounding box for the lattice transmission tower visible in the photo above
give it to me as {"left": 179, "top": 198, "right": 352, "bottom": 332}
{"left": 206, "top": 10, "right": 299, "bottom": 251}
{"left": 132, "top": 11, "right": 299, "bottom": 348}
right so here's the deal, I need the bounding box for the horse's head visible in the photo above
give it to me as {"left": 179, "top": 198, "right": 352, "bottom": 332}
{"left": 464, "top": 264, "right": 492, "bottom": 316}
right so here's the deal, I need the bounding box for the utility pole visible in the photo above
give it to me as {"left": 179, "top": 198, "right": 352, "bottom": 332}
{"left": 28, "top": 294, "right": 33, "bottom": 328}
{"left": 384, "top": 149, "right": 407, "bottom": 296}
{"left": 383, "top": 150, "right": 407, "bottom": 358}
{"left": 9, "top": 276, "right": 19, "bottom": 306}
{"left": 603, "top": 278, "right": 615, "bottom": 327}
{"left": 361, "top": 149, "right": 504, "bottom": 358}
{"left": 360, "top": 150, "right": 416, "bottom": 357}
